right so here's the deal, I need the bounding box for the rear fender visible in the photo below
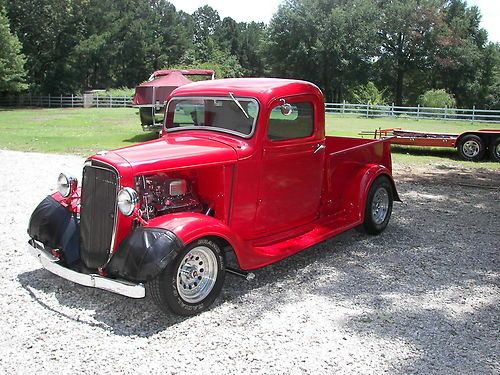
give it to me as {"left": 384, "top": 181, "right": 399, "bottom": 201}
{"left": 343, "top": 165, "right": 399, "bottom": 223}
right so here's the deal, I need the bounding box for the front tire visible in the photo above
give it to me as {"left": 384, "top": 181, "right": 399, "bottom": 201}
{"left": 363, "top": 175, "right": 393, "bottom": 235}
{"left": 457, "top": 134, "right": 485, "bottom": 161}
{"left": 147, "top": 238, "right": 226, "bottom": 316}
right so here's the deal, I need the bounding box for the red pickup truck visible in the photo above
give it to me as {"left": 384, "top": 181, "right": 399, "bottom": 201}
{"left": 28, "top": 78, "right": 399, "bottom": 316}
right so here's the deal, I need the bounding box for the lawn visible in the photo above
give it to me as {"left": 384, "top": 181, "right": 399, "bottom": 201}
{"left": 0, "top": 107, "right": 498, "bottom": 168}
{"left": 0, "top": 107, "right": 154, "bottom": 154}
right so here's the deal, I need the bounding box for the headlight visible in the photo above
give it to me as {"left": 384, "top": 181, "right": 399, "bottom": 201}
{"left": 117, "top": 187, "right": 139, "bottom": 216}
{"left": 57, "top": 173, "right": 78, "bottom": 198}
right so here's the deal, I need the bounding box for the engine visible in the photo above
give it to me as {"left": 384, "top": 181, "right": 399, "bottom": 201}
{"left": 135, "top": 174, "right": 203, "bottom": 220}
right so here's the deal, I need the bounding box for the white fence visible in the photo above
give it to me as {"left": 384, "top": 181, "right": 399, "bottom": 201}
{"left": 1, "top": 94, "right": 500, "bottom": 123}
{"left": 0, "top": 94, "right": 134, "bottom": 108}
{"left": 325, "top": 102, "right": 500, "bottom": 123}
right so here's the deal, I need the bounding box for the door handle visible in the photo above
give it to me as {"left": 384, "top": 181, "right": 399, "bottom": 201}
{"left": 313, "top": 144, "right": 326, "bottom": 154}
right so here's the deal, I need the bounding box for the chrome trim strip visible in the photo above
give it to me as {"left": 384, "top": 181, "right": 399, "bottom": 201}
{"left": 27, "top": 240, "right": 145, "bottom": 299}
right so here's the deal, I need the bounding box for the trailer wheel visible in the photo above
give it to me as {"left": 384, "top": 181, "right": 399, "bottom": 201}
{"left": 457, "top": 134, "right": 485, "bottom": 161}
{"left": 363, "top": 175, "right": 393, "bottom": 235}
{"left": 490, "top": 137, "right": 500, "bottom": 162}
{"left": 147, "top": 238, "right": 226, "bottom": 316}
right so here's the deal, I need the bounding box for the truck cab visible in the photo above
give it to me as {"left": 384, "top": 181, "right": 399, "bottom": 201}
{"left": 28, "top": 78, "right": 398, "bottom": 316}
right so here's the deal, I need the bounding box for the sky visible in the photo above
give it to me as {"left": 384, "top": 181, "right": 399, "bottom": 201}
{"left": 168, "top": 0, "right": 500, "bottom": 43}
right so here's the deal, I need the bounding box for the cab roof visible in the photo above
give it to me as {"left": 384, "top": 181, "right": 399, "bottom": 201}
{"left": 170, "top": 78, "right": 324, "bottom": 104}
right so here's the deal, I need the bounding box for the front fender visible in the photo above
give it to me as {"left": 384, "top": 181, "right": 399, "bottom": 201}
{"left": 106, "top": 227, "right": 183, "bottom": 282}
{"left": 146, "top": 213, "right": 253, "bottom": 269}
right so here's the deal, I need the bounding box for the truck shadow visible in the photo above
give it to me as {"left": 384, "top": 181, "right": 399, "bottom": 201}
{"left": 16, "top": 179, "right": 499, "bottom": 373}
{"left": 391, "top": 145, "right": 460, "bottom": 160}
{"left": 123, "top": 132, "right": 159, "bottom": 143}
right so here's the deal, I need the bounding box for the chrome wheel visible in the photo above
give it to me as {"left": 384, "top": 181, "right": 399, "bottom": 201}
{"left": 495, "top": 143, "right": 500, "bottom": 159}
{"left": 371, "top": 187, "right": 389, "bottom": 225}
{"left": 462, "top": 140, "right": 481, "bottom": 158}
{"left": 176, "top": 245, "right": 218, "bottom": 303}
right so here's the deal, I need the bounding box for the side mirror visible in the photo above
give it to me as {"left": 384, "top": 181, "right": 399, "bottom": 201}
{"left": 280, "top": 102, "right": 293, "bottom": 116}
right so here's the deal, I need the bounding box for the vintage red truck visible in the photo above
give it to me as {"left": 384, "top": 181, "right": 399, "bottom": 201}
{"left": 27, "top": 78, "right": 399, "bottom": 316}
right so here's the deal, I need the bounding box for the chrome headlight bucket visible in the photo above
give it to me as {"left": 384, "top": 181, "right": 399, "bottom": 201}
{"left": 117, "top": 187, "right": 140, "bottom": 216}
{"left": 57, "top": 173, "right": 78, "bottom": 198}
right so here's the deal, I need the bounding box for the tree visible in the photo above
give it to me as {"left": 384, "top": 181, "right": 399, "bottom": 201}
{"left": 480, "top": 43, "right": 500, "bottom": 109}
{"left": 192, "top": 5, "right": 221, "bottom": 61}
{"left": 376, "top": 0, "right": 442, "bottom": 106}
{"left": 175, "top": 47, "right": 244, "bottom": 78}
{"left": 238, "top": 22, "right": 267, "bottom": 76}
{"left": 431, "top": 0, "right": 489, "bottom": 107}
{"left": 349, "top": 82, "right": 387, "bottom": 105}
{"left": 267, "top": 0, "right": 378, "bottom": 101}
{"left": 0, "top": 6, "right": 27, "bottom": 92}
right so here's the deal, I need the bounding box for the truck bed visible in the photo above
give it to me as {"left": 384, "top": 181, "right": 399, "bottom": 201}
{"left": 323, "top": 136, "right": 393, "bottom": 217}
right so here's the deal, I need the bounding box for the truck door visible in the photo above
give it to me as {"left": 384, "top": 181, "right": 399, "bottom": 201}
{"left": 254, "top": 97, "right": 325, "bottom": 236}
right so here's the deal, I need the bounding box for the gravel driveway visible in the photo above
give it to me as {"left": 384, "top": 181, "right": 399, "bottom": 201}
{"left": 0, "top": 149, "right": 498, "bottom": 374}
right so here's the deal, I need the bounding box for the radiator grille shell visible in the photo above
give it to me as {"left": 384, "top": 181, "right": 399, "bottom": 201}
{"left": 80, "top": 163, "right": 118, "bottom": 268}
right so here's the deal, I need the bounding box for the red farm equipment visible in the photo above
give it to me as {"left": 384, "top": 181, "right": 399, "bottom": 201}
{"left": 133, "top": 69, "right": 214, "bottom": 131}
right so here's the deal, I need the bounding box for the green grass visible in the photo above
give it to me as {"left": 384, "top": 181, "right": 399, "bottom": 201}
{"left": 0, "top": 108, "right": 156, "bottom": 155}
{"left": 0, "top": 108, "right": 498, "bottom": 168}
{"left": 326, "top": 114, "right": 500, "bottom": 169}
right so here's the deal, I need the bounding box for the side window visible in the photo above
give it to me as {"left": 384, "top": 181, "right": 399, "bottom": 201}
{"left": 268, "top": 102, "right": 314, "bottom": 140}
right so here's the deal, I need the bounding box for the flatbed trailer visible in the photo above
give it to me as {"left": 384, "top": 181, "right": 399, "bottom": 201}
{"left": 361, "top": 128, "right": 500, "bottom": 162}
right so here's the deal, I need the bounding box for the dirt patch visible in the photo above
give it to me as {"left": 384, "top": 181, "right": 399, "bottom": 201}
{"left": 394, "top": 162, "right": 500, "bottom": 189}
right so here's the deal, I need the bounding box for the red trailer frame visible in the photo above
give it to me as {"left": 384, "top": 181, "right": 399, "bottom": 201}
{"left": 364, "top": 128, "right": 500, "bottom": 162}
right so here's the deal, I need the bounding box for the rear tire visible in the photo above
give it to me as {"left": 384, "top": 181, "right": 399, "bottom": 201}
{"left": 457, "top": 134, "right": 485, "bottom": 161}
{"left": 490, "top": 137, "right": 500, "bottom": 162}
{"left": 363, "top": 176, "right": 393, "bottom": 235}
{"left": 147, "top": 238, "right": 226, "bottom": 316}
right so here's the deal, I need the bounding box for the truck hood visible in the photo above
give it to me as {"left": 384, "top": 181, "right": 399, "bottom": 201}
{"left": 94, "top": 135, "right": 237, "bottom": 175}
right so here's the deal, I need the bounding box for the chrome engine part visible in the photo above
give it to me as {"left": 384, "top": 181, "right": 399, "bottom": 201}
{"left": 136, "top": 174, "right": 202, "bottom": 220}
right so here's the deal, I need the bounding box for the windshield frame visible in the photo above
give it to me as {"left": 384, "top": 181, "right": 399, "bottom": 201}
{"left": 163, "top": 96, "right": 259, "bottom": 139}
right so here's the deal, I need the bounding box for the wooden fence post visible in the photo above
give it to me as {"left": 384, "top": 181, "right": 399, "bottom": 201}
{"left": 472, "top": 105, "right": 475, "bottom": 123}
{"left": 417, "top": 104, "right": 420, "bottom": 120}
{"left": 48, "top": 94, "right": 51, "bottom": 108}
{"left": 366, "top": 103, "right": 369, "bottom": 118}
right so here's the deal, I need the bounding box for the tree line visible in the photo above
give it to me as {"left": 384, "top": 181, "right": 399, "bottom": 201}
{"left": 1, "top": 0, "right": 499, "bottom": 108}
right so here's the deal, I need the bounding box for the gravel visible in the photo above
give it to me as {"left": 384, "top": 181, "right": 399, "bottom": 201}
{"left": 0, "top": 149, "right": 498, "bottom": 374}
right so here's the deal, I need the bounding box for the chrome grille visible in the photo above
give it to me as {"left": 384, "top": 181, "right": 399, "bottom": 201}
{"left": 80, "top": 163, "right": 118, "bottom": 268}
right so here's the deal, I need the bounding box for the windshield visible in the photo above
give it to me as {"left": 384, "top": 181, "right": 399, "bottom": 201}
{"left": 164, "top": 97, "right": 259, "bottom": 137}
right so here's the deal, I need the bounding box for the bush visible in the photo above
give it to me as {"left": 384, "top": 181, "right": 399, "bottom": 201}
{"left": 349, "top": 82, "right": 388, "bottom": 106}
{"left": 93, "top": 87, "right": 134, "bottom": 97}
{"left": 419, "top": 89, "right": 456, "bottom": 108}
